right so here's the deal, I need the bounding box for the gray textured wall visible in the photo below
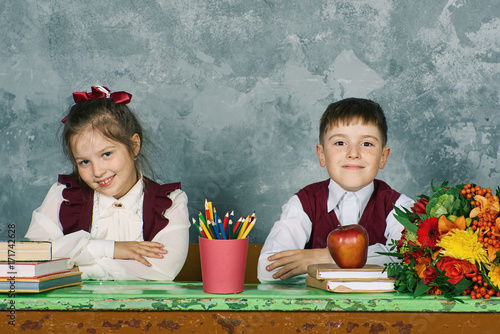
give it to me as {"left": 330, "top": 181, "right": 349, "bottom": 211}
{"left": 1, "top": 0, "right": 500, "bottom": 244}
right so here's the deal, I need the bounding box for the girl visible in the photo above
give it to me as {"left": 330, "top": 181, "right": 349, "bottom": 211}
{"left": 25, "top": 86, "right": 190, "bottom": 280}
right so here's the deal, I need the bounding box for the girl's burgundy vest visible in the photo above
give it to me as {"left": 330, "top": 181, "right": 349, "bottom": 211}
{"left": 297, "top": 179, "right": 401, "bottom": 249}
{"left": 57, "top": 174, "right": 181, "bottom": 241}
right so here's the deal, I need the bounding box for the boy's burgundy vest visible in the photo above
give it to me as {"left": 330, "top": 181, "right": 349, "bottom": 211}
{"left": 57, "top": 174, "right": 181, "bottom": 241}
{"left": 297, "top": 179, "right": 401, "bottom": 249}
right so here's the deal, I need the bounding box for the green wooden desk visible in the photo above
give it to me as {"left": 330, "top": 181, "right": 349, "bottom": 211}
{"left": 1, "top": 280, "right": 499, "bottom": 333}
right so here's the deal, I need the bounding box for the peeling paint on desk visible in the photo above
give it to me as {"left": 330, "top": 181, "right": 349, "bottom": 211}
{"left": 2, "top": 282, "right": 500, "bottom": 313}
{"left": 5, "top": 296, "right": 500, "bottom": 313}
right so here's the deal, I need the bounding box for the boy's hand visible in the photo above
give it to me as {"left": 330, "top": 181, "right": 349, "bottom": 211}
{"left": 266, "top": 248, "right": 332, "bottom": 280}
{"left": 113, "top": 241, "right": 167, "bottom": 267}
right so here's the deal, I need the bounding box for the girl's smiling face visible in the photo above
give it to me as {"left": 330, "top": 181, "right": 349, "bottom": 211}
{"left": 316, "top": 120, "right": 390, "bottom": 192}
{"left": 71, "top": 128, "right": 140, "bottom": 199}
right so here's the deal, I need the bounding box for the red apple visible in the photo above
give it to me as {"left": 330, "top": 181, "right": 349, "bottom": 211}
{"left": 327, "top": 224, "right": 369, "bottom": 268}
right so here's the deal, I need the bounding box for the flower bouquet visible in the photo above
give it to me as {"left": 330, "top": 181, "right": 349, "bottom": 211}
{"left": 383, "top": 181, "right": 500, "bottom": 300}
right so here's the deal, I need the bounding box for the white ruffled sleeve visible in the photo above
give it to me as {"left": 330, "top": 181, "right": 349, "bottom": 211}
{"left": 25, "top": 183, "right": 113, "bottom": 270}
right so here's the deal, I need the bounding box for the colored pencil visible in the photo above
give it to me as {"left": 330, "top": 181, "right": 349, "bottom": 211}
{"left": 198, "top": 212, "right": 213, "bottom": 239}
{"left": 233, "top": 218, "right": 244, "bottom": 239}
{"left": 213, "top": 208, "right": 219, "bottom": 227}
{"left": 208, "top": 201, "right": 214, "bottom": 222}
{"left": 228, "top": 219, "right": 234, "bottom": 239}
{"left": 217, "top": 218, "right": 227, "bottom": 240}
{"left": 237, "top": 216, "right": 250, "bottom": 239}
{"left": 204, "top": 200, "right": 212, "bottom": 224}
{"left": 232, "top": 217, "right": 241, "bottom": 235}
{"left": 198, "top": 221, "right": 208, "bottom": 238}
{"left": 210, "top": 219, "right": 220, "bottom": 239}
{"left": 191, "top": 201, "right": 256, "bottom": 239}
{"left": 214, "top": 209, "right": 226, "bottom": 239}
{"left": 222, "top": 212, "right": 229, "bottom": 231}
{"left": 241, "top": 218, "right": 256, "bottom": 239}
{"left": 191, "top": 218, "right": 204, "bottom": 238}
{"left": 198, "top": 212, "right": 207, "bottom": 224}
{"left": 198, "top": 217, "right": 212, "bottom": 239}
{"left": 208, "top": 222, "right": 217, "bottom": 239}
{"left": 198, "top": 212, "right": 209, "bottom": 235}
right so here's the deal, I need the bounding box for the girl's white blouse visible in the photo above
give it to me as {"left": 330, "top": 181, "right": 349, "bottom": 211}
{"left": 25, "top": 177, "right": 190, "bottom": 280}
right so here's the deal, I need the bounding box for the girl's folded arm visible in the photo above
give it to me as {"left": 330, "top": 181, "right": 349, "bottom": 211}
{"left": 78, "top": 189, "right": 190, "bottom": 280}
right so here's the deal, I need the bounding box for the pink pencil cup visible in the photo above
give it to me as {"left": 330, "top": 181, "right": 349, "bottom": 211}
{"left": 198, "top": 237, "right": 249, "bottom": 294}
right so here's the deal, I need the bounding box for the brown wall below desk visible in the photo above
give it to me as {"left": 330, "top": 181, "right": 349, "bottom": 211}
{"left": 174, "top": 244, "right": 262, "bottom": 284}
{"left": 3, "top": 311, "right": 500, "bottom": 334}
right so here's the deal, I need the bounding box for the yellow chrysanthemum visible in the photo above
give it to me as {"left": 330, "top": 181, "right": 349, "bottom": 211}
{"left": 436, "top": 229, "right": 488, "bottom": 265}
{"left": 488, "top": 265, "right": 500, "bottom": 289}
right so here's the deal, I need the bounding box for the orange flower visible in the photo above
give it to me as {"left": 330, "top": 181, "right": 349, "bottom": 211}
{"left": 488, "top": 245, "right": 499, "bottom": 262}
{"left": 485, "top": 219, "right": 500, "bottom": 262}
{"left": 415, "top": 256, "right": 432, "bottom": 278}
{"left": 426, "top": 286, "right": 442, "bottom": 295}
{"left": 438, "top": 215, "right": 466, "bottom": 236}
{"left": 436, "top": 256, "right": 478, "bottom": 285}
{"left": 493, "top": 218, "right": 500, "bottom": 238}
{"left": 470, "top": 195, "right": 500, "bottom": 218}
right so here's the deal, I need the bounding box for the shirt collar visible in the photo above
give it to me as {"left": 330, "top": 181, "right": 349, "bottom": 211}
{"left": 97, "top": 176, "right": 144, "bottom": 214}
{"left": 327, "top": 179, "right": 374, "bottom": 213}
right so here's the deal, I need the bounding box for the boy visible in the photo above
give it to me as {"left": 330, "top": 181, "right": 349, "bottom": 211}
{"left": 257, "top": 98, "right": 414, "bottom": 282}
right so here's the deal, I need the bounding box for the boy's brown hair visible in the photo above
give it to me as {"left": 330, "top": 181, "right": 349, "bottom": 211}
{"left": 319, "top": 98, "right": 388, "bottom": 146}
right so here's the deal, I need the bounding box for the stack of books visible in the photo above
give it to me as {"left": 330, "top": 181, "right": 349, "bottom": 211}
{"left": 305, "top": 263, "right": 395, "bottom": 293}
{"left": 0, "top": 240, "right": 82, "bottom": 293}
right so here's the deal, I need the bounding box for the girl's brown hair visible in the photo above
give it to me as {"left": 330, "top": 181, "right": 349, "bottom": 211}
{"left": 62, "top": 98, "right": 148, "bottom": 180}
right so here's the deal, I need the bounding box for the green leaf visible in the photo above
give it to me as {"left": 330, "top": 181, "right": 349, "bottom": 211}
{"left": 454, "top": 277, "right": 473, "bottom": 294}
{"left": 426, "top": 185, "right": 464, "bottom": 218}
{"left": 383, "top": 262, "right": 405, "bottom": 278}
{"left": 413, "top": 278, "right": 431, "bottom": 297}
{"left": 430, "top": 181, "right": 441, "bottom": 193}
{"left": 426, "top": 188, "right": 447, "bottom": 215}
{"left": 393, "top": 206, "right": 418, "bottom": 234}
{"left": 439, "top": 278, "right": 470, "bottom": 302}
{"left": 430, "top": 179, "right": 449, "bottom": 193}
{"left": 480, "top": 265, "right": 500, "bottom": 292}
{"left": 429, "top": 194, "right": 455, "bottom": 217}
{"left": 376, "top": 251, "right": 404, "bottom": 259}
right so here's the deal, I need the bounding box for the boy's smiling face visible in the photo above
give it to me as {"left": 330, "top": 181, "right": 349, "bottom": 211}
{"left": 316, "top": 119, "right": 390, "bottom": 192}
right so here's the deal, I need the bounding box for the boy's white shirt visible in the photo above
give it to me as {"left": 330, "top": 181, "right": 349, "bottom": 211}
{"left": 25, "top": 176, "right": 190, "bottom": 281}
{"left": 257, "top": 179, "right": 414, "bottom": 282}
